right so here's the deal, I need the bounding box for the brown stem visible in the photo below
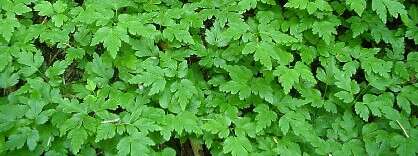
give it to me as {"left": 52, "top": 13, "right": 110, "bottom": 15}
{"left": 189, "top": 138, "right": 202, "bottom": 156}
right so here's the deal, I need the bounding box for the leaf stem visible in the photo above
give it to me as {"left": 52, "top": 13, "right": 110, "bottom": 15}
{"left": 189, "top": 138, "right": 202, "bottom": 156}
{"left": 101, "top": 118, "right": 120, "bottom": 124}
{"left": 396, "top": 120, "right": 410, "bottom": 138}
{"left": 353, "top": 84, "right": 370, "bottom": 102}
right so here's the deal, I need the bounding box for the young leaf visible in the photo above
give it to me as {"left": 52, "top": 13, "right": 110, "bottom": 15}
{"left": 117, "top": 132, "right": 155, "bottom": 156}
{"left": 223, "top": 136, "right": 253, "bottom": 156}
{"left": 91, "top": 26, "right": 130, "bottom": 58}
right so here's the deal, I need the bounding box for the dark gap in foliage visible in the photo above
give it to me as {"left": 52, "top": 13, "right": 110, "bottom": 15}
{"left": 361, "top": 39, "right": 373, "bottom": 48}
{"left": 202, "top": 68, "right": 211, "bottom": 81}
{"left": 68, "top": 31, "right": 76, "bottom": 46}
{"left": 203, "top": 17, "right": 215, "bottom": 29}
{"left": 276, "top": 0, "right": 287, "bottom": 7}
{"left": 31, "top": 5, "right": 47, "bottom": 24}
{"left": 289, "top": 51, "right": 301, "bottom": 67}
{"left": 198, "top": 28, "right": 209, "bottom": 47}
{"left": 255, "top": 71, "right": 263, "bottom": 78}
{"left": 88, "top": 111, "right": 95, "bottom": 117}
{"left": 409, "top": 75, "right": 417, "bottom": 84}
{"left": 108, "top": 106, "right": 125, "bottom": 115}
{"left": 386, "top": 18, "right": 403, "bottom": 30}
{"left": 405, "top": 39, "right": 418, "bottom": 56}
{"left": 35, "top": 40, "right": 66, "bottom": 66}
{"left": 15, "top": 14, "right": 26, "bottom": 21}
{"left": 239, "top": 104, "right": 255, "bottom": 117}
{"left": 94, "top": 43, "right": 106, "bottom": 55}
{"left": 411, "top": 105, "right": 418, "bottom": 117}
{"left": 152, "top": 23, "right": 166, "bottom": 31}
{"left": 353, "top": 68, "right": 366, "bottom": 84}
{"left": 336, "top": 25, "right": 349, "bottom": 37}
{"left": 118, "top": 7, "right": 129, "bottom": 14}
{"left": 164, "top": 138, "right": 182, "bottom": 156}
{"left": 179, "top": 0, "right": 189, "bottom": 4}
{"left": 0, "top": 79, "right": 26, "bottom": 97}
{"left": 110, "top": 68, "right": 120, "bottom": 84}
{"left": 242, "top": 8, "right": 256, "bottom": 21}
{"left": 201, "top": 143, "right": 211, "bottom": 156}
{"left": 315, "top": 81, "right": 328, "bottom": 99}
{"left": 337, "top": 60, "right": 345, "bottom": 68}
{"left": 186, "top": 140, "right": 211, "bottom": 156}
{"left": 64, "top": 62, "right": 84, "bottom": 84}
{"left": 180, "top": 139, "right": 196, "bottom": 156}
{"left": 310, "top": 58, "right": 321, "bottom": 76}
{"left": 157, "top": 41, "right": 169, "bottom": 51}
{"left": 186, "top": 54, "right": 201, "bottom": 65}
{"left": 341, "top": 10, "right": 354, "bottom": 19}
{"left": 367, "top": 114, "right": 378, "bottom": 123}
{"left": 375, "top": 45, "right": 389, "bottom": 59}
{"left": 74, "top": 0, "right": 84, "bottom": 6}
{"left": 289, "top": 88, "right": 301, "bottom": 97}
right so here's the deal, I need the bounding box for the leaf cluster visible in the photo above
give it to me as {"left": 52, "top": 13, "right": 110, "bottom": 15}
{"left": 1, "top": 0, "right": 418, "bottom": 156}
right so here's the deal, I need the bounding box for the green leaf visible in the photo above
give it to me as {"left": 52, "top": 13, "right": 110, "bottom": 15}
{"left": 251, "top": 78, "right": 274, "bottom": 103}
{"left": 406, "top": 28, "right": 418, "bottom": 44}
{"left": 223, "top": 136, "right": 253, "bottom": 156}
{"left": 0, "top": 67, "right": 19, "bottom": 88}
{"left": 203, "top": 116, "right": 231, "bottom": 138}
{"left": 118, "top": 14, "right": 159, "bottom": 39}
{"left": 335, "top": 91, "right": 354, "bottom": 103}
{"left": 285, "top": 0, "right": 309, "bottom": 10}
{"left": 163, "top": 24, "right": 194, "bottom": 44}
{"left": 254, "top": 104, "right": 277, "bottom": 132}
{"left": 170, "top": 111, "right": 202, "bottom": 134}
{"left": 117, "top": 132, "right": 155, "bottom": 156}
{"left": 11, "top": 3, "right": 32, "bottom": 15}
{"left": 129, "top": 65, "right": 166, "bottom": 95}
{"left": 52, "top": 14, "right": 69, "bottom": 27}
{"left": 170, "top": 79, "right": 198, "bottom": 110}
{"left": 397, "top": 86, "right": 418, "bottom": 114}
{"left": 312, "top": 20, "right": 341, "bottom": 44}
{"left": 274, "top": 66, "right": 300, "bottom": 94}
{"left": 0, "top": 16, "right": 20, "bottom": 42}
{"left": 95, "top": 124, "right": 116, "bottom": 142}
{"left": 68, "top": 127, "right": 88, "bottom": 154}
{"left": 238, "top": 0, "right": 257, "bottom": 11}
{"left": 234, "top": 117, "right": 256, "bottom": 138}
{"left": 348, "top": 17, "right": 368, "bottom": 37}
{"left": 275, "top": 138, "right": 302, "bottom": 156}
{"left": 357, "top": 93, "right": 400, "bottom": 121}
{"left": 355, "top": 102, "right": 370, "bottom": 121}
{"left": 16, "top": 51, "right": 44, "bottom": 77}
{"left": 279, "top": 115, "right": 290, "bottom": 135}
{"left": 91, "top": 26, "right": 130, "bottom": 58}
{"left": 205, "top": 22, "right": 229, "bottom": 47}
{"left": 372, "top": 0, "right": 407, "bottom": 23}
{"left": 243, "top": 41, "right": 289, "bottom": 69}
{"left": 220, "top": 65, "right": 253, "bottom": 99}
{"left": 6, "top": 127, "right": 39, "bottom": 151}
{"left": 52, "top": 0, "right": 67, "bottom": 13}
{"left": 346, "top": 0, "right": 366, "bottom": 16}
{"left": 34, "top": 1, "right": 54, "bottom": 16}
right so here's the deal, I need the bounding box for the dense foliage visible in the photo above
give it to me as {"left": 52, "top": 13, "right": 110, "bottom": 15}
{"left": 1, "top": 0, "right": 418, "bottom": 155}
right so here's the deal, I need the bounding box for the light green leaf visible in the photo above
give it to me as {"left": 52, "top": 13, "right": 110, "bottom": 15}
{"left": 223, "top": 136, "right": 253, "bottom": 156}
{"left": 95, "top": 124, "right": 116, "bottom": 142}
{"left": 68, "top": 128, "right": 88, "bottom": 154}
{"left": 346, "top": 0, "right": 366, "bottom": 16}
{"left": 91, "top": 26, "right": 130, "bottom": 58}
{"left": 254, "top": 104, "right": 277, "bottom": 132}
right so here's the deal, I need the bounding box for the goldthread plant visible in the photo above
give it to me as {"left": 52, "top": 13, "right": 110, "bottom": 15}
{"left": 0, "top": 0, "right": 417, "bottom": 156}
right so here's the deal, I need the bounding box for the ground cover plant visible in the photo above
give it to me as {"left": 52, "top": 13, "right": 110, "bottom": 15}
{"left": 1, "top": 0, "right": 418, "bottom": 155}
